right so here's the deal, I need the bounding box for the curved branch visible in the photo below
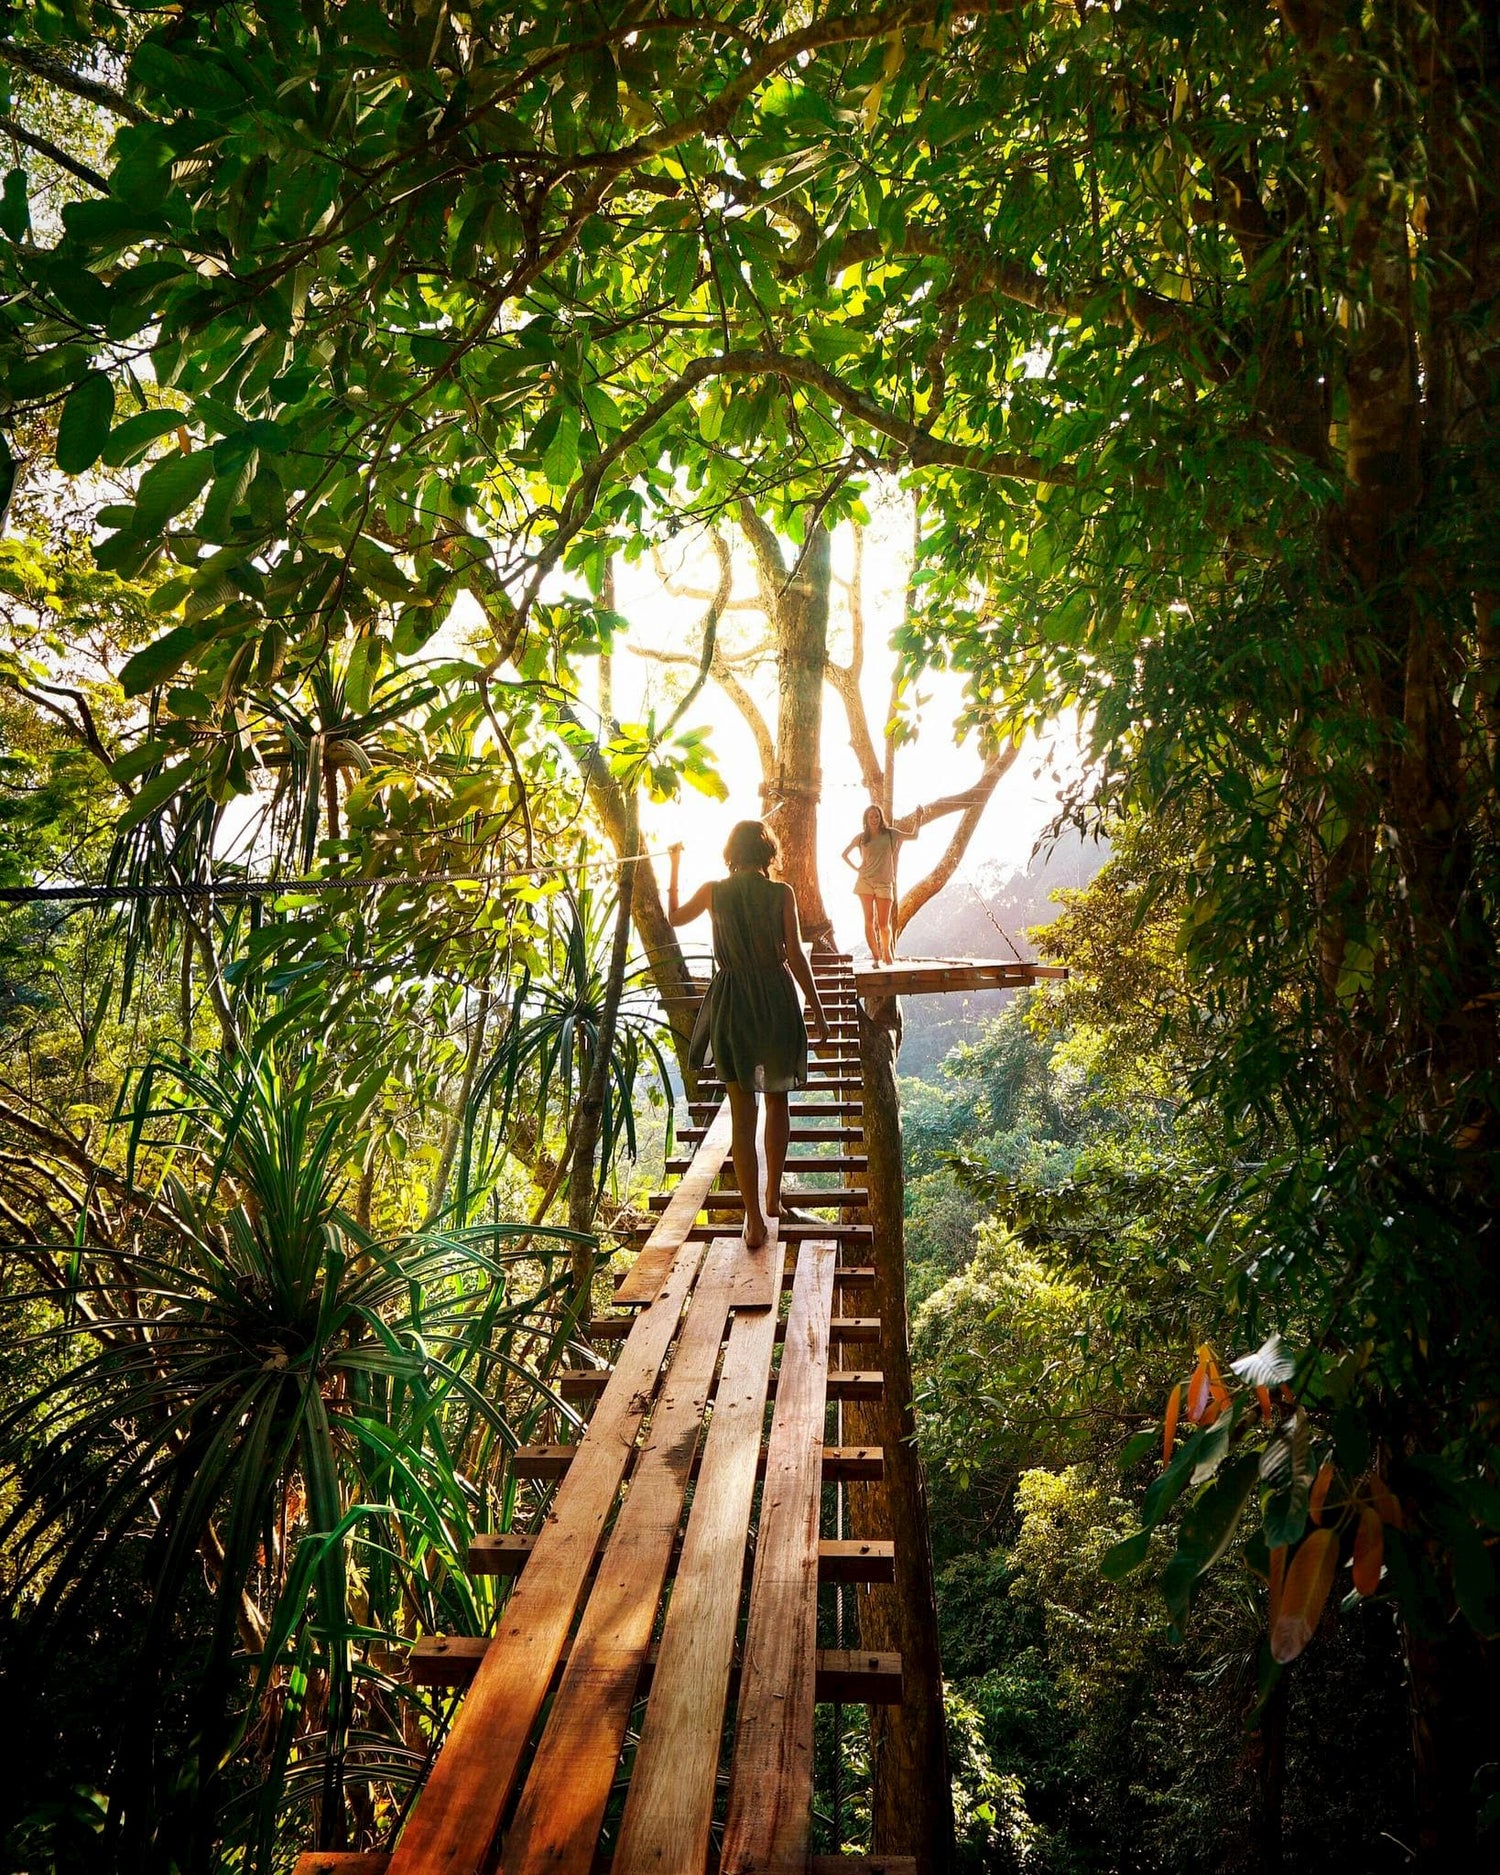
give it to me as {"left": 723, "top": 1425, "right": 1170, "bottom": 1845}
{"left": 896, "top": 742, "right": 1022, "bottom": 934}
{"left": 656, "top": 532, "right": 733, "bottom": 741}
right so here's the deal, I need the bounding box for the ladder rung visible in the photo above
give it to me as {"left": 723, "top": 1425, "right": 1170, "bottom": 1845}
{"left": 509, "top": 1441, "right": 883, "bottom": 1483}
{"left": 410, "top": 1635, "right": 901, "bottom": 1703}
{"left": 467, "top": 1530, "right": 894, "bottom": 1585}
{"left": 647, "top": 1188, "right": 869, "bottom": 1213}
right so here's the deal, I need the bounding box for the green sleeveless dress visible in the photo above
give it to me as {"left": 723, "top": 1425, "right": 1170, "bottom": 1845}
{"left": 689, "top": 871, "right": 808, "bottom": 1092}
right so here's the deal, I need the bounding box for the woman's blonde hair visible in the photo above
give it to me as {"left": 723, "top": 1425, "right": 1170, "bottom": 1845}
{"left": 724, "top": 819, "right": 779, "bottom": 871}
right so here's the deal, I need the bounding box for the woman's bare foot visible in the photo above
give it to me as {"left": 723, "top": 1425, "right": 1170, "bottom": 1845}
{"left": 764, "top": 1184, "right": 781, "bottom": 1218}
{"left": 744, "top": 1213, "right": 769, "bottom": 1250}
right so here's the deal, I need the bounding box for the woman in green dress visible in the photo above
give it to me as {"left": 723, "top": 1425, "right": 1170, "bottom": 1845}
{"left": 668, "top": 820, "right": 829, "bottom": 1248}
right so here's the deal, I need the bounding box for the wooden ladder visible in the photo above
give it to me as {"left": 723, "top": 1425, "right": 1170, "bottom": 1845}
{"left": 295, "top": 954, "right": 914, "bottom": 1875}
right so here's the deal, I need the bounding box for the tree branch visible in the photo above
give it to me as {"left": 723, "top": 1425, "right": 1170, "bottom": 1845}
{"left": 0, "top": 114, "right": 108, "bottom": 190}
{"left": 0, "top": 39, "right": 147, "bottom": 124}
{"left": 897, "top": 743, "right": 1022, "bottom": 934}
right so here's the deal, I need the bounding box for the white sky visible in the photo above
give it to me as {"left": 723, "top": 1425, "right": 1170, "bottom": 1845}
{"left": 603, "top": 497, "right": 1083, "bottom": 922}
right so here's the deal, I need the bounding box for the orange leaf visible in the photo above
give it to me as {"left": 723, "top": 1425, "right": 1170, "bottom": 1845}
{"left": 1206, "top": 1371, "right": 1232, "bottom": 1423}
{"left": 1270, "top": 1527, "right": 1339, "bottom": 1664}
{"left": 1364, "top": 1473, "right": 1405, "bottom": 1529}
{"left": 1352, "top": 1508, "right": 1384, "bottom": 1596}
{"left": 1308, "top": 1460, "right": 1335, "bottom": 1524}
{"left": 1163, "top": 1383, "right": 1182, "bottom": 1464}
{"left": 1186, "top": 1345, "right": 1220, "bottom": 1424}
{"left": 1268, "top": 1544, "right": 1287, "bottom": 1626}
{"left": 1255, "top": 1385, "right": 1273, "bottom": 1423}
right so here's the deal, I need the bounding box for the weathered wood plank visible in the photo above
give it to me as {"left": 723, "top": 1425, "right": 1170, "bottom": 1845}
{"left": 506, "top": 1440, "right": 880, "bottom": 1486}
{"left": 612, "top": 1270, "right": 784, "bottom": 1875}
{"left": 386, "top": 1229, "right": 708, "bottom": 1875}
{"left": 851, "top": 958, "right": 1067, "bottom": 996}
{"left": 615, "top": 1098, "right": 733, "bottom": 1304}
{"left": 410, "top": 1638, "right": 901, "bottom": 1703}
{"left": 498, "top": 1235, "right": 741, "bottom": 1874}
{"left": 721, "top": 1237, "right": 838, "bottom": 1875}
{"left": 468, "top": 1530, "right": 893, "bottom": 1585}
{"left": 294, "top": 1857, "right": 391, "bottom": 1875}
{"left": 649, "top": 1187, "right": 869, "bottom": 1212}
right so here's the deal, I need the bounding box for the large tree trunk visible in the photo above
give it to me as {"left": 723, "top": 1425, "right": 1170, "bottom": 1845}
{"left": 559, "top": 704, "right": 700, "bottom": 1091}
{"left": 845, "top": 993, "right": 956, "bottom": 1874}
{"left": 739, "top": 506, "right": 835, "bottom": 944}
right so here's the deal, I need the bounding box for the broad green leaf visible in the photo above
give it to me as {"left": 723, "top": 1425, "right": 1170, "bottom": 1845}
{"left": 134, "top": 450, "right": 216, "bottom": 530}
{"left": 56, "top": 372, "right": 116, "bottom": 475}
{"left": 119, "top": 625, "right": 201, "bottom": 697}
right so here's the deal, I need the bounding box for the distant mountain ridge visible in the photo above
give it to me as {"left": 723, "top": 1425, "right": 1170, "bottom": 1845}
{"left": 890, "top": 827, "right": 1109, "bottom": 1079}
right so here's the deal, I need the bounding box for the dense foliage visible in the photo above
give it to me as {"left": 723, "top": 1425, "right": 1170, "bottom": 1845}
{"left": 0, "top": 0, "right": 1495, "bottom": 1868}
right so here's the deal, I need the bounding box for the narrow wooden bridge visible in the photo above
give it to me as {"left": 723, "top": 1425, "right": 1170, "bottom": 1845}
{"left": 295, "top": 954, "right": 1060, "bottom": 1875}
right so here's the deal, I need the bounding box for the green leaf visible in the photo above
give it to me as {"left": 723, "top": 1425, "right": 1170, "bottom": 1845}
{"left": 101, "top": 408, "right": 183, "bottom": 469}
{"left": 1100, "top": 1528, "right": 1151, "bottom": 1580}
{"left": 1120, "top": 1429, "right": 1158, "bottom": 1469}
{"left": 119, "top": 625, "right": 201, "bottom": 697}
{"left": 56, "top": 371, "right": 116, "bottom": 475}
{"left": 134, "top": 449, "right": 216, "bottom": 531}
{"left": 0, "top": 168, "right": 29, "bottom": 241}
{"left": 1178, "top": 1451, "right": 1258, "bottom": 1575}
{"left": 117, "top": 762, "right": 191, "bottom": 831}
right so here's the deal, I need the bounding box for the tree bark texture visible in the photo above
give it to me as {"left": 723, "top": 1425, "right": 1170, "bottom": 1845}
{"left": 740, "top": 505, "right": 835, "bottom": 944}
{"left": 844, "top": 992, "right": 956, "bottom": 1874}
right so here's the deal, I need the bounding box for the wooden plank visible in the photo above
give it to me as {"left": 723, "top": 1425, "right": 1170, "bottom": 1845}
{"left": 386, "top": 1230, "right": 708, "bottom": 1875}
{"left": 817, "top": 1539, "right": 895, "bottom": 1584}
{"left": 816, "top": 1649, "right": 903, "bottom": 1702}
{"left": 294, "top": 1857, "right": 391, "bottom": 1875}
{"left": 665, "top": 1155, "right": 867, "bottom": 1175}
{"left": 499, "top": 1235, "right": 741, "bottom": 1875}
{"left": 412, "top": 1639, "right": 899, "bottom": 1702}
{"left": 467, "top": 1531, "right": 894, "bottom": 1585}
{"left": 648, "top": 1187, "right": 869, "bottom": 1212}
{"left": 615, "top": 1098, "right": 733, "bottom": 1304}
{"left": 720, "top": 1237, "right": 838, "bottom": 1875}
{"left": 612, "top": 1267, "right": 784, "bottom": 1875}
{"left": 678, "top": 1126, "right": 865, "bottom": 1145}
{"left": 621, "top": 1219, "right": 872, "bottom": 1246}
{"left": 508, "top": 1439, "right": 881, "bottom": 1485}
{"left": 548, "top": 1364, "right": 879, "bottom": 1412}
{"left": 852, "top": 959, "right": 1067, "bottom": 995}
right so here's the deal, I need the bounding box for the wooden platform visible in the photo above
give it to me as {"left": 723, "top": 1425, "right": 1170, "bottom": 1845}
{"left": 852, "top": 956, "right": 1066, "bottom": 996}
{"left": 297, "top": 955, "right": 894, "bottom": 1875}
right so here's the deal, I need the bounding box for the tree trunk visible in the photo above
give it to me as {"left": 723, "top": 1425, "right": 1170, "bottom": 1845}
{"left": 1403, "top": 1617, "right": 1498, "bottom": 1869}
{"left": 739, "top": 506, "right": 835, "bottom": 945}
{"left": 560, "top": 703, "right": 700, "bottom": 1091}
{"left": 845, "top": 992, "right": 956, "bottom": 1874}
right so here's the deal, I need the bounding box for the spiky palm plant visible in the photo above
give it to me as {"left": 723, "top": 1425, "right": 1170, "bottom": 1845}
{"left": 0, "top": 1046, "right": 583, "bottom": 1870}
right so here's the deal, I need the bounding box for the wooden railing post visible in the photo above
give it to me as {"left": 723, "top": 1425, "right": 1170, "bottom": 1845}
{"left": 851, "top": 991, "right": 956, "bottom": 1873}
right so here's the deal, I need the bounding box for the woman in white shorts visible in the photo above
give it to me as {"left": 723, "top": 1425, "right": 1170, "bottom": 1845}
{"left": 841, "top": 804, "right": 923, "bottom": 965}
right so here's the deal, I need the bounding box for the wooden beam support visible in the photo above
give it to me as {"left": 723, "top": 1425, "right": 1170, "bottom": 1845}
{"left": 509, "top": 1441, "right": 883, "bottom": 1483}
{"left": 409, "top": 1637, "right": 903, "bottom": 1703}
{"left": 467, "top": 1531, "right": 895, "bottom": 1586}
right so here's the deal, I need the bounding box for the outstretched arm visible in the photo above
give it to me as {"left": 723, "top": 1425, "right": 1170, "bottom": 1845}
{"left": 666, "top": 845, "right": 713, "bottom": 926}
{"left": 891, "top": 806, "right": 926, "bottom": 839}
{"left": 781, "top": 887, "right": 828, "bottom": 1041}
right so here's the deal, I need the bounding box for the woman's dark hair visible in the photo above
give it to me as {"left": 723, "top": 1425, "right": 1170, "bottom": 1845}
{"left": 859, "top": 803, "right": 889, "bottom": 845}
{"left": 724, "top": 819, "right": 779, "bottom": 871}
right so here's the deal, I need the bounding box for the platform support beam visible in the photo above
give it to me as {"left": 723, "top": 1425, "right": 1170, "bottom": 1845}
{"left": 852, "top": 992, "right": 955, "bottom": 1875}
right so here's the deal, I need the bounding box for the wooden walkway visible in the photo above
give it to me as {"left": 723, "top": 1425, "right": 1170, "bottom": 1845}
{"left": 296, "top": 954, "right": 913, "bottom": 1875}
